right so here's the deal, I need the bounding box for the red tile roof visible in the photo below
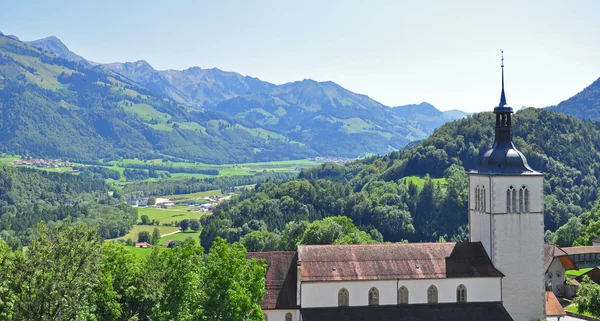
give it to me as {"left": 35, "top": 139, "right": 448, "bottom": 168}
{"left": 298, "top": 242, "right": 502, "bottom": 282}
{"left": 545, "top": 291, "right": 566, "bottom": 316}
{"left": 544, "top": 244, "right": 577, "bottom": 271}
{"left": 562, "top": 246, "right": 600, "bottom": 255}
{"left": 247, "top": 251, "right": 298, "bottom": 310}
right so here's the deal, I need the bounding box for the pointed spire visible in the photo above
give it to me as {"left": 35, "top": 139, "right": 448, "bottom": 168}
{"left": 499, "top": 50, "right": 507, "bottom": 107}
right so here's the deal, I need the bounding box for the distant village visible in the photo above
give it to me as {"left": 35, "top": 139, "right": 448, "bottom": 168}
{"left": 12, "top": 158, "right": 75, "bottom": 169}
{"left": 309, "top": 156, "right": 354, "bottom": 164}
{"left": 128, "top": 194, "right": 233, "bottom": 213}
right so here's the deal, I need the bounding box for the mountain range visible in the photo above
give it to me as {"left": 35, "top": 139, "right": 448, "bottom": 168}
{"left": 0, "top": 32, "right": 472, "bottom": 162}
{"left": 547, "top": 76, "right": 600, "bottom": 121}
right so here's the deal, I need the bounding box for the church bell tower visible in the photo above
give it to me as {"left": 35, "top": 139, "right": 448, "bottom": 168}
{"left": 468, "top": 53, "right": 545, "bottom": 321}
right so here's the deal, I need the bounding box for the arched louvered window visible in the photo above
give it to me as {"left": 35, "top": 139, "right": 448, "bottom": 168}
{"left": 524, "top": 188, "right": 530, "bottom": 212}
{"left": 456, "top": 284, "right": 467, "bottom": 302}
{"left": 368, "top": 287, "right": 379, "bottom": 306}
{"left": 427, "top": 285, "right": 438, "bottom": 304}
{"left": 506, "top": 188, "right": 511, "bottom": 212}
{"left": 475, "top": 186, "right": 480, "bottom": 211}
{"left": 398, "top": 286, "right": 409, "bottom": 304}
{"left": 338, "top": 288, "right": 349, "bottom": 307}
{"left": 481, "top": 186, "right": 486, "bottom": 212}
{"left": 519, "top": 188, "right": 524, "bottom": 212}
{"left": 512, "top": 188, "right": 517, "bottom": 212}
{"left": 285, "top": 312, "right": 292, "bottom": 321}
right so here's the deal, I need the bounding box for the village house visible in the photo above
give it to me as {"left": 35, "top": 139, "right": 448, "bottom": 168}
{"left": 543, "top": 244, "right": 578, "bottom": 298}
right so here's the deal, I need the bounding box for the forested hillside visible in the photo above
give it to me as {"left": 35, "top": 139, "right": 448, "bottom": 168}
{"left": 0, "top": 165, "right": 136, "bottom": 248}
{"left": 548, "top": 76, "right": 600, "bottom": 121}
{"left": 200, "top": 108, "right": 600, "bottom": 250}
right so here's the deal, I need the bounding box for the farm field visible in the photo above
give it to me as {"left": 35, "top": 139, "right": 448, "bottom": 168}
{"left": 162, "top": 189, "right": 222, "bottom": 200}
{"left": 123, "top": 246, "right": 155, "bottom": 258}
{"left": 159, "top": 231, "right": 201, "bottom": 244}
{"left": 137, "top": 206, "right": 208, "bottom": 225}
{"left": 566, "top": 268, "right": 594, "bottom": 277}
{"left": 116, "top": 225, "right": 180, "bottom": 241}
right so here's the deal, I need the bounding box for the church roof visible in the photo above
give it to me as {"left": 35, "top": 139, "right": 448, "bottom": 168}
{"left": 562, "top": 246, "right": 600, "bottom": 255}
{"left": 298, "top": 242, "right": 503, "bottom": 282}
{"left": 543, "top": 244, "right": 577, "bottom": 271}
{"left": 301, "top": 302, "right": 513, "bottom": 321}
{"left": 247, "top": 251, "right": 298, "bottom": 310}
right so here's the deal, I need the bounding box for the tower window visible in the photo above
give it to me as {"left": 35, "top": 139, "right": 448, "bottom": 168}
{"left": 511, "top": 188, "right": 517, "bottom": 212}
{"left": 519, "top": 188, "right": 524, "bottom": 212}
{"left": 368, "top": 287, "right": 379, "bottom": 306}
{"left": 507, "top": 186, "right": 516, "bottom": 213}
{"left": 427, "top": 285, "right": 438, "bottom": 304}
{"left": 524, "top": 188, "right": 530, "bottom": 212}
{"left": 481, "top": 186, "right": 486, "bottom": 211}
{"left": 398, "top": 286, "right": 409, "bottom": 304}
{"left": 475, "top": 186, "right": 479, "bottom": 211}
{"left": 456, "top": 284, "right": 467, "bottom": 303}
{"left": 338, "top": 288, "right": 349, "bottom": 307}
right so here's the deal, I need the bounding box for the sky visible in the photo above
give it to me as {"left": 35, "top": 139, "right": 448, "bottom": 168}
{"left": 1, "top": 0, "right": 599, "bottom": 113}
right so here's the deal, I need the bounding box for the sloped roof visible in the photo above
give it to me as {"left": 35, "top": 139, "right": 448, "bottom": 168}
{"left": 593, "top": 236, "right": 600, "bottom": 243}
{"left": 545, "top": 291, "right": 566, "bottom": 317}
{"left": 544, "top": 244, "right": 577, "bottom": 271}
{"left": 247, "top": 251, "right": 297, "bottom": 310}
{"left": 301, "top": 302, "right": 513, "bottom": 321}
{"left": 298, "top": 242, "right": 503, "bottom": 281}
{"left": 562, "top": 246, "right": 600, "bottom": 255}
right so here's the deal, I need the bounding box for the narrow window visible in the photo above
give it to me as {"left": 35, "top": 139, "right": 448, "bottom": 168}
{"left": 482, "top": 186, "right": 486, "bottom": 212}
{"left": 519, "top": 188, "right": 524, "bottom": 212}
{"left": 506, "top": 189, "right": 511, "bottom": 212}
{"left": 285, "top": 313, "right": 292, "bottom": 321}
{"left": 475, "top": 186, "right": 479, "bottom": 211}
{"left": 456, "top": 284, "right": 467, "bottom": 302}
{"left": 338, "top": 288, "right": 349, "bottom": 307}
{"left": 398, "top": 286, "right": 409, "bottom": 304}
{"left": 511, "top": 189, "right": 517, "bottom": 212}
{"left": 368, "top": 287, "right": 379, "bottom": 306}
{"left": 524, "top": 188, "right": 530, "bottom": 212}
{"left": 427, "top": 285, "right": 438, "bottom": 304}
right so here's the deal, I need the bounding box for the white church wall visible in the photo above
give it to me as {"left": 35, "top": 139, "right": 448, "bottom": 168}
{"left": 469, "top": 175, "right": 492, "bottom": 255}
{"left": 263, "top": 309, "right": 298, "bottom": 321}
{"left": 300, "top": 277, "right": 501, "bottom": 308}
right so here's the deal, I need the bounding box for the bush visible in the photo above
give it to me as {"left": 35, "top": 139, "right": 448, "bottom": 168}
{"left": 137, "top": 231, "right": 151, "bottom": 243}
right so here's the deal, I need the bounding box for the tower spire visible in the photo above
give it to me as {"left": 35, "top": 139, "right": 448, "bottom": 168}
{"left": 499, "top": 50, "right": 507, "bottom": 107}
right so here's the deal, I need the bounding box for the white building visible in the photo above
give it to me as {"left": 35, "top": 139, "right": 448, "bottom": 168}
{"left": 249, "top": 59, "right": 551, "bottom": 320}
{"left": 543, "top": 244, "right": 577, "bottom": 297}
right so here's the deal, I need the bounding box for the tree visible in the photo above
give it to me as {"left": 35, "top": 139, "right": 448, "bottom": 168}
{"left": 148, "top": 197, "right": 157, "bottom": 206}
{"left": 574, "top": 276, "right": 600, "bottom": 316}
{"left": 13, "top": 221, "right": 102, "bottom": 320}
{"left": 202, "top": 238, "right": 266, "bottom": 321}
{"left": 151, "top": 228, "right": 161, "bottom": 245}
{"left": 140, "top": 214, "right": 150, "bottom": 225}
{"left": 179, "top": 219, "right": 190, "bottom": 231}
{"left": 0, "top": 240, "right": 16, "bottom": 319}
{"left": 138, "top": 231, "right": 151, "bottom": 243}
{"left": 125, "top": 238, "right": 134, "bottom": 246}
{"left": 240, "top": 231, "right": 268, "bottom": 252}
{"left": 554, "top": 217, "right": 584, "bottom": 247}
{"left": 189, "top": 219, "right": 201, "bottom": 232}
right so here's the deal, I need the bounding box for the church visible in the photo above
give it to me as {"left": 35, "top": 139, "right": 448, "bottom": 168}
{"left": 248, "top": 58, "right": 546, "bottom": 321}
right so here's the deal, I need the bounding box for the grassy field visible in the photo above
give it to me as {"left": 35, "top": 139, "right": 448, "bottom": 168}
{"left": 402, "top": 175, "right": 447, "bottom": 188}
{"left": 137, "top": 206, "right": 207, "bottom": 225}
{"left": 566, "top": 304, "right": 596, "bottom": 317}
{"left": 123, "top": 246, "right": 155, "bottom": 258}
{"left": 159, "top": 231, "right": 201, "bottom": 244}
{"left": 116, "top": 225, "right": 180, "bottom": 241}
{"left": 162, "top": 189, "right": 222, "bottom": 200}
{"left": 566, "top": 268, "right": 594, "bottom": 277}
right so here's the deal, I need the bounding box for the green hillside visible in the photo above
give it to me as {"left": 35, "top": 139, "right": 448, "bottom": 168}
{"left": 548, "top": 76, "right": 600, "bottom": 121}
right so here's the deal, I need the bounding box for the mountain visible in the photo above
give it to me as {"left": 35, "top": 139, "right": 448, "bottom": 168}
{"left": 0, "top": 34, "right": 314, "bottom": 163}
{"left": 25, "top": 36, "right": 95, "bottom": 68}
{"left": 547, "top": 76, "right": 600, "bottom": 121}
{"left": 103, "top": 61, "right": 275, "bottom": 107}
{"left": 391, "top": 102, "right": 468, "bottom": 133}
{"left": 214, "top": 79, "right": 428, "bottom": 157}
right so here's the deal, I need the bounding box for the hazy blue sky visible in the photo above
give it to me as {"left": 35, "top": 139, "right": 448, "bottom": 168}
{"left": 1, "top": 0, "right": 599, "bottom": 112}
